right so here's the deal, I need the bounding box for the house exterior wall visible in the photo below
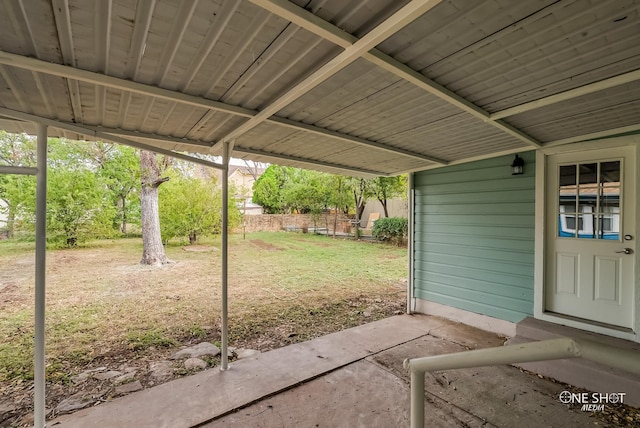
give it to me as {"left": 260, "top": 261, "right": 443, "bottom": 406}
{"left": 413, "top": 152, "right": 536, "bottom": 323}
{"left": 230, "top": 170, "right": 257, "bottom": 197}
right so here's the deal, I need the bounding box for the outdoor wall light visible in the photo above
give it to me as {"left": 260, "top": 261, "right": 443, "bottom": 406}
{"left": 511, "top": 154, "right": 524, "bottom": 175}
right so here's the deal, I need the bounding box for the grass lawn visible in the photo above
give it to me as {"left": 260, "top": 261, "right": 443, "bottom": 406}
{"left": 0, "top": 232, "right": 407, "bottom": 390}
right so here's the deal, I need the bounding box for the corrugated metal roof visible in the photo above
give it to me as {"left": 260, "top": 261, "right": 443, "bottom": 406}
{"left": 0, "top": 0, "right": 639, "bottom": 177}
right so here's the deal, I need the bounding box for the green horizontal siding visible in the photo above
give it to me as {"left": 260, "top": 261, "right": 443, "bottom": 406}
{"left": 413, "top": 152, "right": 536, "bottom": 323}
{"left": 415, "top": 178, "right": 534, "bottom": 195}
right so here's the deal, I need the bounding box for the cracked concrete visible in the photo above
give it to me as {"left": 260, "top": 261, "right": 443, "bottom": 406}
{"left": 50, "top": 315, "right": 615, "bottom": 427}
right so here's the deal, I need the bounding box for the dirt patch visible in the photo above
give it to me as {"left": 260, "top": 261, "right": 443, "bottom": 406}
{"left": 0, "top": 283, "right": 26, "bottom": 309}
{"left": 250, "top": 239, "right": 282, "bottom": 251}
{"left": 181, "top": 245, "right": 217, "bottom": 252}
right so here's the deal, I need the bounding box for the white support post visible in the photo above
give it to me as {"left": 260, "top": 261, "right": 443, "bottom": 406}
{"left": 410, "top": 370, "right": 425, "bottom": 428}
{"left": 407, "top": 172, "right": 415, "bottom": 314}
{"left": 220, "top": 141, "right": 232, "bottom": 371}
{"left": 34, "top": 124, "right": 47, "bottom": 428}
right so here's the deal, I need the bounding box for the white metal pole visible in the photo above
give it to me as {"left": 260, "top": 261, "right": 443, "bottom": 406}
{"left": 410, "top": 369, "right": 425, "bottom": 428}
{"left": 220, "top": 142, "right": 230, "bottom": 371}
{"left": 34, "top": 124, "right": 47, "bottom": 428}
{"left": 407, "top": 172, "right": 414, "bottom": 314}
{"left": 405, "top": 338, "right": 581, "bottom": 374}
{"left": 404, "top": 337, "right": 640, "bottom": 428}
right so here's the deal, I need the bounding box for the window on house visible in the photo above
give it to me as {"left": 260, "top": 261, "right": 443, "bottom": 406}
{"left": 558, "top": 161, "right": 620, "bottom": 240}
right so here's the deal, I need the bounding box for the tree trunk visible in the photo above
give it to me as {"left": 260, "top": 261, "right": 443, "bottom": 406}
{"left": 140, "top": 150, "right": 171, "bottom": 265}
{"left": 120, "top": 195, "right": 127, "bottom": 234}
{"left": 353, "top": 191, "right": 363, "bottom": 241}
{"left": 6, "top": 206, "right": 14, "bottom": 239}
{"left": 379, "top": 198, "right": 389, "bottom": 217}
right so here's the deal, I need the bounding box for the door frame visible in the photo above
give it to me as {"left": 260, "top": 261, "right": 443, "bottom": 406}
{"left": 534, "top": 136, "right": 640, "bottom": 343}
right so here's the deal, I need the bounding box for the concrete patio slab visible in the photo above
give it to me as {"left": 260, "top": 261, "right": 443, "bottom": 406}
{"left": 49, "top": 315, "right": 441, "bottom": 427}
{"left": 48, "top": 315, "right": 623, "bottom": 427}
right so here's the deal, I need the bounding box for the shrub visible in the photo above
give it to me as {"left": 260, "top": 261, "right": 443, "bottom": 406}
{"left": 372, "top": 217, "right": 408, "bottom": 246}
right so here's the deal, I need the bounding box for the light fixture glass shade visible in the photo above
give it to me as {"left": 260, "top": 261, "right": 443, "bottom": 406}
{"left": 511, "top": 154, "right": 524, "bottom": 175}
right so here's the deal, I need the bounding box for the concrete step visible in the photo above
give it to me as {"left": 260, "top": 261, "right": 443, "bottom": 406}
{"left": 505, "top": 317, "right": 640, "bottom": 407}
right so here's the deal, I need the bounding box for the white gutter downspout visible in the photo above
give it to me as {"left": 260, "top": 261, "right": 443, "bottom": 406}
{"left": 407, "top": 172, "right": 415, "bottom": 314}
{"left": 34, "top": 124, "right": 47, "bottom": 428}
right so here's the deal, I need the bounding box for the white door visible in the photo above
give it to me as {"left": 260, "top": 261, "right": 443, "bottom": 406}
{"left": 545, "top": 147, "right": 636, "bottom": 329}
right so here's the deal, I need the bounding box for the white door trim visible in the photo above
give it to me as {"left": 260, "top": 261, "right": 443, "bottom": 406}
{"left": 534, "top": 136, "right": 640, "bottom": 343}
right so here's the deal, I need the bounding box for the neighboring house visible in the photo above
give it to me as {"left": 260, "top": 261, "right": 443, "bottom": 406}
{"left": 228, "top": 165, "right": 266, "bottom": 215}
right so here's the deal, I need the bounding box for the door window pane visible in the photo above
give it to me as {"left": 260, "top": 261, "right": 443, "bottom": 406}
{"left": 558, "top": 160, "right": 621, "bottom": 240}
{"left": 558, "top": 165, "right": 577, "bottom": 237}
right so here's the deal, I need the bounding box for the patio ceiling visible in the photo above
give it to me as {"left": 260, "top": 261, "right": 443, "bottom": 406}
{"left": 0, "top": 0, "right": 639, "bottom": 177}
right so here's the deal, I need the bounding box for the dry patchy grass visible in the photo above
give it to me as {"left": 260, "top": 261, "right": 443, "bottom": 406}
{"left": 0, "top": 232, "right": 407, "bottom": 388}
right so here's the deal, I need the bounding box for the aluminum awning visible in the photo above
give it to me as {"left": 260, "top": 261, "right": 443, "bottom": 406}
{"left": 0, "top": 0, "right": 639, "bottom": 176}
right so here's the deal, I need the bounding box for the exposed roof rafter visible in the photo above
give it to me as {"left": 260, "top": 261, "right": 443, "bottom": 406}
{"left": 0, "top": 106, "right": 395, "bottom": 176}
{"left": 0, "top": 50, "right": 441, "bottom": 165}
{"left": 270, "top": 116, "right": 447, "bottom": 164}
{"left": 544, "top": 123, "right": 640, "bottom": 148}
{"left": 91, "top": 126, "right": 213, "bottom": 149}
{"left": 0, "top": 50, "right": 257, "bottom": 118}
{"left": 490, "top": 69, "right": 640, "bottom": 120}
{"left": 217, "top": 0, "right": 443, "bottom": 144}
{"left": 94, "top": 122, "right": 408, "bottom": 176}
{"left": 233, "top": 146, "right": 388, "bottom": 177}
{"left": 251, "top": 0, "right": 640, "bottom": 150}
{"left": 0, "top": 107, "right": 226, "bottom": 170}
{"left": 51, "top": 0, "right": 83, "bottom": 123}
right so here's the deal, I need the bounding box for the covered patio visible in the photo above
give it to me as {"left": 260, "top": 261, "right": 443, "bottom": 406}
{"left": 49, "top": 314, "right": 614, "bottom": 427}
{"left": 1, "top": 0, "right": 639, "bottom": 426}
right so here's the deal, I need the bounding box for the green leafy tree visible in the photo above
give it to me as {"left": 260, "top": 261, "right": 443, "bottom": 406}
{"left": 252, "top": 165, "right": 293, "bottom": 214}
{"left": 282, "top": 169, "right": 331, "bottom": 229}
{"left": 41, "top": 139, "right": 117, "bottom": 246}
{"left": 1, "top": 136, "right": 118, "bottom": 246}
{"left": 0, "top": 132, "right": 36, "bottom": 238}
{"left": 0, "top": 174, "right": 36, "bottom": 238}
{"left": 91, "top": 143, "right": 140, "bottom": 234}
{"left": 327, "top": 174, "right": 353, "bottom": 237}
{"left": 282, "top": 170, "right": 328, "bottom": 213}
{"left": 347, "top": 177, "right": 373, "bottom": 239}
{"left": 45, "top": 168, "right": 116, "bottom": 246}
{"left": 159, "top": 171, "right": 240, "bottom": 244}
{"left": 369, "top": 175, "right": 407, "bottom": 217}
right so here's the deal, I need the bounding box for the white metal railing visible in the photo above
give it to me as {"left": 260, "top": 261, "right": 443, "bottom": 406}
{"left": 404, "top": 337, "right": 640, "bottom": 428}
